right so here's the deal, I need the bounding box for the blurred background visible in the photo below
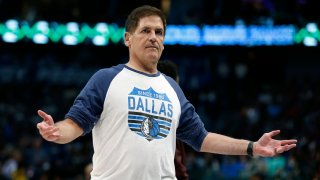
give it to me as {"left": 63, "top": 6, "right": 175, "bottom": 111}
{"left": 0, "top": 0, "right": 319, "bottom": 179}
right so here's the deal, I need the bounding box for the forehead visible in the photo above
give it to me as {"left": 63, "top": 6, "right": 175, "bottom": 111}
{"left": 136, "top": 15, "right": 164, "bottom": 30}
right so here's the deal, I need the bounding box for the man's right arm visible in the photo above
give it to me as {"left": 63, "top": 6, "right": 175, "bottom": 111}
{"left": 37, "top": 110, "right": 83, "bottom": 144}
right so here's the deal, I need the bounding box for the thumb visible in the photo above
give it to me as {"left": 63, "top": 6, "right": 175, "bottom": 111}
{"left": 37, "top": 110, "right": 55, "bottom": 126}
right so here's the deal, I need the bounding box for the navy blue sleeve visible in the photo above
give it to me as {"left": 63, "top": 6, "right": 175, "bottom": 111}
{"left": 65, "top": 64, "right": 123, "bottom": 135}
{"left": 163, "top": 75, "right": 208, "bottom": 152}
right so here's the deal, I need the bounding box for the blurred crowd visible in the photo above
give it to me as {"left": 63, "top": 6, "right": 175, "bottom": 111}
{"left": 0, "top": 45, "right": 319, "bottom": 179}
{"left": 0, "top": 0, "right": 319, "bottom": 26}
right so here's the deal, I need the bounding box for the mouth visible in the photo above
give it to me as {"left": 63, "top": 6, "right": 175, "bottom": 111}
{"left": 145, "top": 45, "right": 158, "bottom": 50}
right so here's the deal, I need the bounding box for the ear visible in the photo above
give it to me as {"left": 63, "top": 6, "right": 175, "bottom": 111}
{"left": 124, "top": 32, "right": 130, "bottom": 47}
{"left": 161, "top": 44, "right": 164, "bottom": 51}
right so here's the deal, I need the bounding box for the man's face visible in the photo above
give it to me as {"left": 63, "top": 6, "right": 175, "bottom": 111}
{"left": 125, "top": 15, "right": 165, "bottom": 67}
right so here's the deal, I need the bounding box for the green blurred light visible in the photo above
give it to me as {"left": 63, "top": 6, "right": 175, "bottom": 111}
{"left": 0, "top": 20, "right": 125, "bottom": 45}
{"left": 294, "top": 23, "right": 320, "bottom": 46}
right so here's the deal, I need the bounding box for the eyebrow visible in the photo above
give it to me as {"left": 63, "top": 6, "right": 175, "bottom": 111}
{"left": 140, "top": 25, "right": 163, "bottom": 30}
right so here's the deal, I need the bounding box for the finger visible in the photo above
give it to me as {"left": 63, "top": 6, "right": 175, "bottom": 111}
{"left": 268, "top": 130, "right": 280, "bottom": 137}
{"left": 37, "top": 110, "right": 54, "bottom": 126}
{"left": 43, "top": 132, "right": 60, "bottom": 141}
{"left": 276, "top": 144, "right": 297, "bottom": 154}
{"left": 42, "top": 127, "right": 59, "bottom": 137}
{"left": 37, "top": 121, "right": 53, "bottom": 129}
{"left": 42, "top": 128, "right": 60, "bottom": 141}
{"left": 37, "top": 123, "right": 42, "bottom": 130}
{"left": 38, "top": 125, "right": 56, "bottom": 136}
{"left": 276, "top": 147, "right": 284, "bottom": 154}
{"left": 37, "top": 122, "right": 49, "bottom": 130}
{"left": 37, "top": 123, "right": 57, "bottom": 133}
{"left": 37, "top": 110, "right": 48, "bottom": 119}
{"left": 280, "top": 139, "right": 298, "bottom": 145}
{"left": 284, "top": 144, "right": 297, "bottom": 151}
{"left": 46, "top": 135, "right": 60, "bottom": 142}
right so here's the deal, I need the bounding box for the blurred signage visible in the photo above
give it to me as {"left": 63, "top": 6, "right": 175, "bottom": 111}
{"left": 0, "top": 20, "right": 318, "bottom": 46}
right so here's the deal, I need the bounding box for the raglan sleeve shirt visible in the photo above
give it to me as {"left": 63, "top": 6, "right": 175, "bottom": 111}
{"left": 65, "top": 65, "right": 208, "bottom": 151}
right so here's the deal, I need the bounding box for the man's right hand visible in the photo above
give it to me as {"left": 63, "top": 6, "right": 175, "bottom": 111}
{"left": 37, "top": 110, "right": 60, "bottom": 142}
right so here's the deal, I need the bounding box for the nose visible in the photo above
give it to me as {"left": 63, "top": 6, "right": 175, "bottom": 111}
{"left": 148, "top": 31, "right": 157, "bottom": 42}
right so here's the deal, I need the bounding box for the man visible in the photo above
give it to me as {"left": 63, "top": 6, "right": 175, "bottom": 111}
{"left": 158, "top": 60, "right": 189, "bottom": 180}
{"left": 36, "top": 5, "right": 297, "bottom": 180}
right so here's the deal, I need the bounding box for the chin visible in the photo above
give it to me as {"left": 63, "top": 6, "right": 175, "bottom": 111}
{"left": 147, "top": 54, "right": 160, "bottom": 62}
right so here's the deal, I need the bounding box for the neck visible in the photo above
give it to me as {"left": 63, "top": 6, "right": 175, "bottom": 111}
{"left": 126, "top": 60, "right": 158, "bottom": 74}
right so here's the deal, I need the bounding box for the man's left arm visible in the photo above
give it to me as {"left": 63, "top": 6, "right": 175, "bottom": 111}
{"left": 200, "top": 130, "right": 297, "bottom": 157}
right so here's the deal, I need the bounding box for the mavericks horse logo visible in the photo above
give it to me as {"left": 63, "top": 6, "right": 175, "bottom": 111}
{"left": 141, "top": 117, "right": 160, "bottom": 141}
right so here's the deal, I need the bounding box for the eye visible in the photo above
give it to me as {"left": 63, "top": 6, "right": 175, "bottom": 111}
{"left": 141, "top": 28, "right": 149, "bottom": 33}
{"left": 155, "top": 29, "right": 164, "bottom": 36}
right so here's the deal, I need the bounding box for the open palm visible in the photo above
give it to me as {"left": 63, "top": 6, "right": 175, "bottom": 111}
{"left": 254, "top": 130, "right": 297, "bottom": 157}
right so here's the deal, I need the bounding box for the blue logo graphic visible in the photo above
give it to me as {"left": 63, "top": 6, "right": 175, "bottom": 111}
{"left": 129, "top": 87, "right": 171, "bottom": 102}
{"left": 128, "top": 87, "right": 172, "bottom": 141}
{"left": 141, "top": 117, "right": 160, "bottom": 141}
